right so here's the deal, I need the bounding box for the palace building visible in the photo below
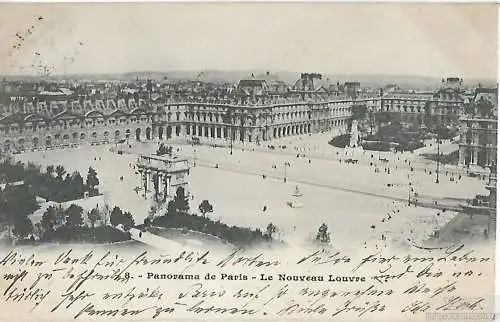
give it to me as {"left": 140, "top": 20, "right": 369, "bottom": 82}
{"left": 0, "top": 74, "right": 354, "bottom": 153}
{"left": 377, "top": 77, "right": 466, "bottom": 130}
{"left": 458, "top": 87, "right": 498, "bottom": 167}
{"left": 0, "top": 74, "right": 482, "bottom": 159}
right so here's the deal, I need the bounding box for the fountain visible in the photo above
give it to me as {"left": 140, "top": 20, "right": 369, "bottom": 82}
{"left": 287, "top": 185, "right": 303, "bottom": 208}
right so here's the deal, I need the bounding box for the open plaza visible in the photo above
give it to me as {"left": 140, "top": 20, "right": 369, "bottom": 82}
{"left": 13, "top": 131, "right": 489, "bottom": 251}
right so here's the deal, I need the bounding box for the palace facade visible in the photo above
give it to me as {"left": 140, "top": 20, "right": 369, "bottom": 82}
{"left": 0, "top": 74, "right": 355, "bottom": 153}
{"left": 0, "top": 97, "right": 354, "bottom": 153}
{"left": 376, "top": 78, "right": 466, "bottom": 130}
{"left": 0, "top": 74, "right": 484, "bottom": 159}
{"left": 458, "top": 87, "right": 498, "bottom": 167}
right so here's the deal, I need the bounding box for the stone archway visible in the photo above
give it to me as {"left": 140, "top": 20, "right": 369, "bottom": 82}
{"left": 32, "top": 137, "right": 39, "bottom": 148}
{"left": 115, "top": 130, "right": 120, "bottom": 142}
{"left": 166, "top": 126, "right": 172, "bottom": 139}
{"left": 175, "top": 125, "right": 181, "bottom": 136}
{"left": 46, "top": 136, "right": 52, "bottom": 146}
{"left": 125, "top": 129, "right": 131, "bottom": 139}
{"left": 135, "top": 128, "right": 141, "bottom": 141}
{"left": 103, "top": 131, "right": 109, "bottom": 143}
{"left": 18, "top": 138, "right": 25, "bottom": 150}
{"left": 146, "top": 127, "right": 151, "bottom": 140}
{"left": 4, "top": 140, "right": 11, "bottom": 152}
{"left": 158, "top": 127, "right": 164, "bottom": 140}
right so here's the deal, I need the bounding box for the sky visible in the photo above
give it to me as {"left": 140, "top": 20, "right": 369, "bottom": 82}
{"left": 0, "top": 3, "right": 497, "bottom": 79}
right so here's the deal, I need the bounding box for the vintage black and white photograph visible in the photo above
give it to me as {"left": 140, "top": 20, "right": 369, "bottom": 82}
{"left": 0, "top": 3, "right": 497, "bottom": 321}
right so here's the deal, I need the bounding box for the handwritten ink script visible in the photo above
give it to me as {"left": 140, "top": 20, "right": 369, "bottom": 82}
{"left": 0, "top": 244, "right": 494, "bottom": 321}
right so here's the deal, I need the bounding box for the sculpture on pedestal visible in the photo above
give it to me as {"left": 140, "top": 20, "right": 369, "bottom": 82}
{"left": 349, "top": 120, "right": 359, "bottom": 148}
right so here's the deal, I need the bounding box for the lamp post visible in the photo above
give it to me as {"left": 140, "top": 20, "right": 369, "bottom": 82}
{"left": 225, "top": 108, "right": 234, "bottom": 155}
{"left": 435, "top": 134, "right": 440, "bottom": 184}
{"left": 283, "top": 162, "right": 290, "bottom": 183}
{"left": 230, "top": 124, "right": 233, "bottom": 155}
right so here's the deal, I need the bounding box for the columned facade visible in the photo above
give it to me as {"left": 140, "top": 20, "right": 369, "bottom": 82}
{"left": 458, "top": 117, "right": 497, "bottom": 167}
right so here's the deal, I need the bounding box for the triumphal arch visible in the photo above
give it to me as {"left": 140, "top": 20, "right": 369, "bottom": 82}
{"left": 136, "top": 154, "right": 190, "bottom": 201}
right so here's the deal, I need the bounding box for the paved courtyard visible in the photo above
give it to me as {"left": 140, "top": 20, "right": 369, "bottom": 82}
{"left": 14, "top": 133, "right": 489, "bottom": 251}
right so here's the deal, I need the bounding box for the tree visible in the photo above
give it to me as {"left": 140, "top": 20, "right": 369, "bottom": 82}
{"left": 25, "top": 162, "right": 41, "bottom": 183}
{"left": 13, "top": 214, "right": 33, "bottom": 239}
{"left": 166, "top": 200, "right": 177, "bottom": 215}
{"left": 71, "top": 171, "right": 84, "bottom": 186}
{"left": 33, "top": 222, "right": 44, "bottom": 240}
{"left": 198, "top": 200, "right": 213, "bottom": 218}
{"left": 55, "top": 165, "right": 66, "bottom": 180}
{"left": 41, "top": 206, "right": 56, "bottom": 232}
{"left": 1, "top": 184, "right": 38, "bottom": 219}
{"left": 316, "top": 223, "right": 331, "bottom": 244}
{"left": 109, "top": 206, "right": 135, "bottom": 230}
{"left": 65, "top": 204, "right": 84, "bottom": 227}
{"left": 46, "top": 165, "right": 55, "bottom": 177}
{"left": 70, "top": 171, "right": 85, "bottom": 198}
{"left": 54, "top": 205, "right": 66, "bottom": 226}
{"left": 122, "top": 211, "right": 135, "bottom": 231}
{"left": 110, "top": 206, "right": 123, "bottom": 227}
{"left": 173, "top": 187, "right": 189, "bottom": 213}
{"left": 266, "top": 223, "right": 277, "bottom": 239}
{"left": 86, "top": 167, "right": 100, "bottom": 192}
{"left": 87, "top": 207, "right": 101, "bottom": 229}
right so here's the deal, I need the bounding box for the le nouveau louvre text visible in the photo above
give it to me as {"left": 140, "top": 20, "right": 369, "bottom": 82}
{"left": 146, "top": 272, "right": 366, "bottom": 282}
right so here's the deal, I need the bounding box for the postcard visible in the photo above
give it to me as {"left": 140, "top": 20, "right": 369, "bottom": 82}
{"left": 0, "top": 2, "right": 497, "bottom": 321}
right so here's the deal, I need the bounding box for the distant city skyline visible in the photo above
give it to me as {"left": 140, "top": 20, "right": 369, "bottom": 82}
{"left": 0, "top": 3, "right": 497, "bottom": 80}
